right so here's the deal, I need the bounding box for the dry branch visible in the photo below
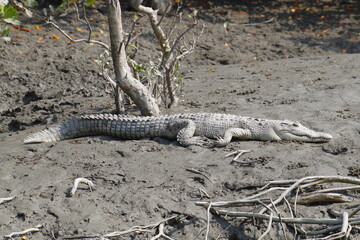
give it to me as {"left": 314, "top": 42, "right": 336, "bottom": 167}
{"left": 186, "top": 168, "right": 213, "bottom": 183}
{"left": 46, "top": 19, "right": 109, "bottom": 50}
{"left": 65, "top": 216, "right": 177, "bottom": 239}
{"left": 288, "top": 193, "right": 354, "bottom": 205}
{"left": 130, "top": 0, "right": 203, "bottom": 108}
{"left": 259, "top": 176, "right": 360, "bottom": 214}
{"left": 4, "top": 224, "right": 43, "bottom": 239}
{"left": 196, "top": 175, "right": 360, "bottom": 239}
{"left": 0, "top": 195, "right": 16, "bottom": 204}
{"left": 258, "top": 212, "right": 273, "bottom": 240}
{"left": 69, "top": 177, "right": 95, "bottom": 196}
{"left": 225, "top": 149, "right": 253, "bottom": 161}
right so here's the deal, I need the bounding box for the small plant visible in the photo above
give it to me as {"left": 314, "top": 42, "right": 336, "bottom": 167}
{"left": 0, "top": 0, "right": 37, "bottom": 36}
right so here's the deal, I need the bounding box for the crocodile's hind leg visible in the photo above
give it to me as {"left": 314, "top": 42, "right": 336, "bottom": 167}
{"left": 168, "top": 120, "right": 209, "bottom": 146}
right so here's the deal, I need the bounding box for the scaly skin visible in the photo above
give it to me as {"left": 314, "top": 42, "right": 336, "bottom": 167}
{"left": 24, "top": 113, "right": 333, "bottom": 146}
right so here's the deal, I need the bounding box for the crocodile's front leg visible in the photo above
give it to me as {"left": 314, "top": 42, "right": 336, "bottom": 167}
{"left": 167, "top": 120, "right": 209, "bottom": 146}
{"left": 214, "top": 128, "right": 252, "bottom": 147}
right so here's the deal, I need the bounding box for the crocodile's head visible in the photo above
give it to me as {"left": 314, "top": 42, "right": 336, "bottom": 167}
{"left": 273, "top": 120, "right": 333, "bottom": 142}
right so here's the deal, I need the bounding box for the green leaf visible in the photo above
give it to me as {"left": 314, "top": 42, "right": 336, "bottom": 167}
{"left": 129, "top": 44, "right": 138, "bottom": 50}
{"left": 1, "top": 26, "right": 10, "bottom": 36}
{"left": 85, "top": 0, "right": 95, "bottom": 7}
{"left": 3, "top": 4, "right": 19, "bottom": 19}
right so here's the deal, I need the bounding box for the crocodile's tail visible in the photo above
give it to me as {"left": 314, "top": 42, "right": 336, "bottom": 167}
{"left": 24, "top": 118, "right": 85, "bottom": 143}
{"left": 24, "top": 114, "right": 152, "bottom": 144}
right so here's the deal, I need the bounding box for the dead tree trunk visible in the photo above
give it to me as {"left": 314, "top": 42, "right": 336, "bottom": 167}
{"left": 106, "top": 0, "right": 160, "bottom": 116}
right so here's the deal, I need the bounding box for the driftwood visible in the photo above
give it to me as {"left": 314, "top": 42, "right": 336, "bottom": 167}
{"left": 63, "top": 216, "right": 177, "bottom": 240}
{"left": 196, "top": 175, "right": 360, "bottom": 239}
{"left": 69, "top": 177, "right": 96, "bottom": 196}
{"left": 4, "top": 224, "right": 43, "bottom": 239}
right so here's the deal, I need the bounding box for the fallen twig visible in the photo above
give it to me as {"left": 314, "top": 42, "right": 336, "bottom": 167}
{"left": 186, "top": 168, "right": 213, "bottom": 183}
{"left": 205, "top": 202, "right": 212, "bottom": 240}
{"left": 64, "top": 216, "right": 177, "bottom": 239}
{"left": 69, "top": 178, "right": 95, "bottom": 196}
{"left": 241, "top": 17, "right": 274, "bottom": 26}
{"left": 0, "top": 195, "right": 16, "bottom": 204}
{"left": 196, "top": 175, "right": 360, "bottom": 239}
{"left": 103, "top": 216, "right": 176, "bottom": 238}
{"left": 303, "top": 212, "right": 350, "bottom": 240}
{"left": 259, "top": 176, "right": 360, "bottom": 214}
{"left": 4, "top": 224, "right": 43, "bottom": 239}
{"left": 211, "top": 210, "right": 360, "bottom": 225}
{"left": 288, "top": 193, "right": 354, "bottom": 205}
{"left": 150, "top": 222, "right": 174, "bottom": 240}
{"left": 258, "top": 212, "right": 273, "bottom": 240}
{"left": 225, "top": 149, "right": 253, "bottom": 161}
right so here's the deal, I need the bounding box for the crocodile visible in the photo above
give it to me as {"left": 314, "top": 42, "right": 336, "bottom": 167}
{"left": 24, "top": 113, "right": 332, "bottom": 146}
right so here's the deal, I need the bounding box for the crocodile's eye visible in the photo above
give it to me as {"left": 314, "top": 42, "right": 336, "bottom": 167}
{"left": 293, "top": 123, "right": 299, "bottom": 127}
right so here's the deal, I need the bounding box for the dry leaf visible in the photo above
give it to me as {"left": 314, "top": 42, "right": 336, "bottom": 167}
{"left": 37, "top": 36, "right": 44, "bottom": 40}
{"left": 52, "top": 34, "right": 60, "bottom": 39}
{"left": 11, "top": 25, "right": 30, "bottom": 32}
{"left": 76, "top": 28, "right": 86, "bottom": 32}
{"left": 35, "top": 26, "right": 42, "bottom": 30}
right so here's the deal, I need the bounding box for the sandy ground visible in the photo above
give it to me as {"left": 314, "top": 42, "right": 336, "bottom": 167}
{"left": 1, "top": 1, "right": 360, "bottom": 239}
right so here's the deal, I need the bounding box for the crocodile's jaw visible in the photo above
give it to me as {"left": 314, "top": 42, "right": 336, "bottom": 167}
{"left": 273, "top": 120, "right": 333, "bottom": 142}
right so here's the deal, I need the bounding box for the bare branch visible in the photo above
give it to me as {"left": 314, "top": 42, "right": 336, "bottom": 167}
{"left": 197, "top": 175, "right": 360, "bottom": 239}
{"left": 46, "top": 20, "right": 110, "bottom": 50}
{"left": 102, "top": 216, "right": 176, "bottom": 238}
{"left": 258, "top": 212, "right": 273, "bottom": 240}
{"left": 4, "top": 224, "right": 43, "bottom": 239}
{"left": 259, "top": 176, "right": 360, "bottom": 214}
{"left": 0, "top": 195, "right": 16, "bottom": 205}
{"left": 186, "top": 168, "right": 213, "bottom": 183}
{"left": 125, "top": 14, "right": 144, "bottom": 50}
{"left": 69, "top": 177, "right": 95, "bottom": 196}
{"left": 74, "top": 3, "right": 92, "bottom": 42}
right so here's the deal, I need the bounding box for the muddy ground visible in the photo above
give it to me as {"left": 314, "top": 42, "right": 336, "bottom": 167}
{"left": 0, "top": 0, "right": 360, "bottom": 239}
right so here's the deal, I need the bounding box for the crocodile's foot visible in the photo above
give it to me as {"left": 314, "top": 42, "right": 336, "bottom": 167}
{"left": 205, "top": 137, "right": 229, "bottom": 147}
{"left": 183, "top": 136, "right": 213, "bottom": 146}
{"left": 225, "top": 149, "right": 253, "bottom": 161}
